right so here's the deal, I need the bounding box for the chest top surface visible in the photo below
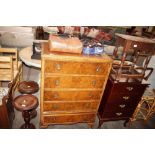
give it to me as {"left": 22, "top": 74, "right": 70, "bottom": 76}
{"left": 41, "top": 42, "right": 112, "bottom": 63}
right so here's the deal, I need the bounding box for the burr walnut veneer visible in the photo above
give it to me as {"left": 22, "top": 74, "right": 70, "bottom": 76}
{"left": 40, "top": 43, "right": 112, "bottom": 128}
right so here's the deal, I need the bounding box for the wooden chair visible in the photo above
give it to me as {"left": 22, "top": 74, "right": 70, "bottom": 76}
{"left": 0, "top": 56, "right": 14, "bottom": 81}
{"left": 0, "top": 48, "right": 23, "bottom": 91}
{"left": 112, "top": 51, "right": 153, "bottom": 82}
{"left": 0, "top": 55, "right": 19, "bottom": 94}
{"left": 0, "top": 82, "right": 15, "bottom": 128}
{"left": 128, "top": 88, "right": 155, "bottom": 127}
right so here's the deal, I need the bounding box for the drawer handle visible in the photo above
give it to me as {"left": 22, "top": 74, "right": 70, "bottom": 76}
{"left": 52, "top": 117, "right": 56, "bottom": 121}
{"left": 53, "top": 93, "right": 59, "bottom": 99}
{"left": 119, "top": 104, "right": 126, "bottom": 108}
{"left": 55, "top": 63, "right": 61, "bottom": 70}
{"left": 55, "top": 79, "right": 60, "bottom": 86}
{"left": 88, "top": 93, "right": 94, "bottom": 98}
{"left": 92, "top": 80, "right": 96, "bottom": 86}
{"left": 96, "top": 66, "right": 102, "bottom": 72}
{"left": 53, "top": 104, "right": 59, "bottom": 109}
{"left": 123, "top": 96, "right": 129, "bottom": 100}
{"left": 133, "top": 44, "right": 137, "bottom": 48}
{"left": 85, "top": 103, "right": 90, "bottom": 108}
{"left": 116, "top": 112, "right": 122, "bottom": 116}
{"left": 126, "top": 87, "right": 133, "bottom": 91}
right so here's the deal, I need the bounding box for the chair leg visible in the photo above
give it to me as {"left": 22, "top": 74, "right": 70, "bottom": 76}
{"left": 19, "top": 65, "right": 23, "bottom": 82}
{"left": 27, "top": 67, "right": 32, "bottom": 81}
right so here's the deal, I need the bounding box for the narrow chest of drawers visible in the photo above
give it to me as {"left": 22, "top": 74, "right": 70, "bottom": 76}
{"left": 98, "top": 76, "right": 148, "bottom": 127}
{"left": 40, "top": 42, "right": 112, "bottom": 128}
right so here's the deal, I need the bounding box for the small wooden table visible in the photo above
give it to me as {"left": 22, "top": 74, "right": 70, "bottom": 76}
{"left": 19, "top": 46, "right": 41, "bottom": 68}
{"left": 112, "top": 33, "right": 155, "bottom": 81}
{"left": 18, "top": 81, "right": 39, "bottom": 94}
{"left": 13, "top": 94, "right": 38, "bottom": 129}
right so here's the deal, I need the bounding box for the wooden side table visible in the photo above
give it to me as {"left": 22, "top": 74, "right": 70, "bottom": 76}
{"left": 112, "top": 33, "right": 155, "bottom": 81}
{"left": 18, "top": 81, "right": 39, "bottom": 119}
{"left": 18, "top": 81, "right": 39, "bottom": 94}
{"left": 13, "top": 94, "right": 38, "bottom": 129}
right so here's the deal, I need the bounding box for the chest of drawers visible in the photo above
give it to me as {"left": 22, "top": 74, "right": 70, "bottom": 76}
{"left": 40, "top": 43, "right": 112, "bottom": 128}
{"left": 98, "top": 76, "right": 148, "bottom": 128}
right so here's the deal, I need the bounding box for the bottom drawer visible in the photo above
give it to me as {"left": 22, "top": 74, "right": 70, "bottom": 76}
{"left": 101, "top": 109, "right": 135, "bottom": 119}
{"left": 43, "top": 113, "right": 96, "bottom": 124}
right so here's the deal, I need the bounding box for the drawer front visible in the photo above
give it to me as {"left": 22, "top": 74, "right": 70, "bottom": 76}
{"left": 43, "top": 113, "right": 96, "bottom": 124}
{"left": 108, "top": 93, "right": 141, "bottom": 105}
{"left": 44, "top": 60, "right": 109, "bottom": 75}
{"left": 112, "top": 83, "right": 147, "bottom": 95}
{"left": 103, "top": 101, "right": 138, "bottom": 114}
{"left": 131, "top": 41, "right": 154, "bottom": 51}
{"left": 43, "top": 101, "right": 99, "bottom": 112}
{"left": 102, "top": 108, "right": 134, "bottom": 118}
{"left": 44, "top": 76, "right": 105, "bottom": 89}
{"left": 44, "top": 90, "right": 102, "bottom": 101}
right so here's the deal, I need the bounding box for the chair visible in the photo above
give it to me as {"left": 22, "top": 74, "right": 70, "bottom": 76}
{"left": 0, "top": 56, "right": 14, "bottom": 81}
{"left": 131, "top": 52, "right": 153, "bottom": 80}
{"left": 0, "top": 82, "right": 15, "bottom": 128}
{"left": 128, "top": 88, "right": 155, "bottom": 127}
{"left": 0, "top": 48, "right": 23, "bottom": 91}
{"left": 112, "top": 51, "right": 153, "bottom": 82}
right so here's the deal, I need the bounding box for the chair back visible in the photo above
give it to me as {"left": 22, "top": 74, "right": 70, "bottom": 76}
{"left": 0, "top": 56, "right": 14, "bottom": 81}
{"left": 0, "top": 48, "right": 18, "bottom": 70}
{"left": 132, "top": 52, "right": 153, "bottom": 80}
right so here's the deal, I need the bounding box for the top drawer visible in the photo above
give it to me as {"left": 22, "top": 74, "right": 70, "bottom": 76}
{"left": 111, "top": 83, "right": 148, "bottom": 95}
{"left": 44, "top": 60, "right": 110, "bottom": 75}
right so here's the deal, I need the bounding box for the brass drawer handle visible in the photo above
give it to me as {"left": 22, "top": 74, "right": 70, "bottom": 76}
{"left": 53, "top": 93, "right": 59, "bottom": 99}
{"left": 96, "top": 66, "right": 102, "bottom": 72}
{"left": 133, "top": 44, "right": 137, "bottom": 48}
{"left": 55, "top": 79, "right": 60, "bottom": 86}
{"left": 53, "top": 104, "right": 59, "bottom": 109}
{"left": 126, "top": 87, "right": 133, "bottom": 91}
{"left": 55, "top": 63, "right": 61, "bottom": 70}
{"left": 92, "top": 80, "right": 96, "bottom": 86}
{"left": 116, "top": 112, "right": 122, "bottom": 116}
{"left": 85, "top": 103, "right": 90, "bottom": 108}
{"left": 88, "top": 93, "right": 94, "bottom": 98}
{"left": 123, "top": 96, "right": 129, "bottom": 100}
{"left": 119, "top": 104, "right": 126, "bottom": 108}
{"left": 52, "top": 117, "right": 56, "bottom": 121}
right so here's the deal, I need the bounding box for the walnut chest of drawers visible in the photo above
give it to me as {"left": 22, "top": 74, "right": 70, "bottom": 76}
{"left": 40, "top": 43, "right": 112, "bottom": 128}
{"left": 98, "top": 75, "right": 148, "bottom": 128}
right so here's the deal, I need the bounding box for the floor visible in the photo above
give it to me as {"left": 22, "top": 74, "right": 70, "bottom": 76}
{"left": 12, "top": 63, "right": 155, "bottom": 129}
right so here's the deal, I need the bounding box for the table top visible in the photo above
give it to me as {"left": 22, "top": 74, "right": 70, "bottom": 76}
{"left": 115, "top": 33, "right": 155, "bottom": 44}
{"left": 13, "top": 94, "right": 38, "bottom": 111}
{"left": 19, "top": 46, "right": 41, "bottom": 68}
